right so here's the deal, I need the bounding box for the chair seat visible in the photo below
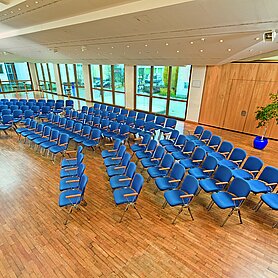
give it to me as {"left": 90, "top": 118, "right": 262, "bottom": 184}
{"left": 27, "top": 133, "right": 41, "bottom": 140}
{"left": 185, "top": 135, "right": 198, "bottom": 141}
{"left": 164, "top": 190, "right": 191, "bottom": 206}
{"left": 159, "top": 139, "right": 174, "bottom": 146}
{"left": 33, "top": 137, "right": 49, "bottom": 145}
{"left": 218, "top": 160, "right": 238, "bottom": 169}
{"left": 172, "top": 151, "right": 191, "bottom": 160}
{"left": 0, "top": 125, "right": 12, "bottom": 130}
{"left": 113, "top": 187, "right": 137, "bottom": 205}
{"left": 129, "top": 128, "right": 142, "bottom": 134}
{"left": 110, "top": 175, "right": 131, "bottom": 189}
{"left": 138, "top": 131, "right": 154, "bottom": 137}
{"left": 40, "top": 141, "right": 57, "bottom": 149}
{"left": 147, "top": 167, "right": 168, "bottom": 179}
{"left": 136, "top": 151, "right": 152, "bottom": 160}
{"left": 261, "top": 193, "right": 278, "bottom": 210}
{"left": 194, "top": 140, "right": 206, "bottom": 146}
{"left": 155, "top": 177, "right": 179, "bottom": 191}
{"left": 141, "top": 158, "right": 160, "bottom": 168}
{"left": 61, "top": 158, "right": 77, "bottom": 168}
{"left": 179, "top": 159, "right": 199, "bottom": 169}
{"left": 130, "top": 144, "right": 145, "bottom": 153}
{"left": 160, "top": 127, "right": 174, "bottom": 134}
{"left": 199, "top": 179, "right": 225, "bottom": 193}
{"left": 211, "top": 192, "right": 239, "bottom": 209}
{"left": 83, "top": 139, "right": 99, "bottom": 147}
{"left": 101, "top": 149, "right": 117, "bottom": 158}
{"left": 106, "top": 166, "right": 126, "bottom": 177}
{"left": 73, "top": 135, "right": 87, "bottom": 143}
{"left": 165, "top": 144, "right": 182, "bottom": 153}
{"left": 248, "top": 180, "right": 272, "bottom": 194}
{"left": 60, "top": 168, "right": 78, "bottom": 178}
{"left": 188, "top": 168, "right": 210, "bottom": 179}
{"left": 59, "top": 189, "right": 82, "bottom": 207}
{"left": 103, "top": 131, "right": 117, "bottom": 138}
{"left": 232, "top": 169, "right": 253, "bottom": 180}
{"left": 200, "top": 145, "right": 215, "bottom": 153}
{"left": 21, "top": 130, "right": 34, "bottom": 137}
{"left": 60, "top": 178, "right": 79, "bottom": 191}
{"left": 209, "top": 152, "right": 226, "bottom": 161}
{"left": 113, "top": 134, "right": 128, "bottom": 141}
{"left": 16, "top": 127, "right": 28, "bottom": 134}
{"left": 104, "top": 157, "right": 121, "bottom": 167}
{"left": 49, "top": 145, "right": 67, "bottom": 154}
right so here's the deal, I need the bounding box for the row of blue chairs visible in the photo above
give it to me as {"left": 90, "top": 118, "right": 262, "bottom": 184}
{"left": 58, "top": 146, "right": 88, "bottom": 224}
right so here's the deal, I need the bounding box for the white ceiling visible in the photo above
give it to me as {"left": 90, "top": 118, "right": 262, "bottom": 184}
{"left": 0, "top": 0, "right": 278, "bottom": 65}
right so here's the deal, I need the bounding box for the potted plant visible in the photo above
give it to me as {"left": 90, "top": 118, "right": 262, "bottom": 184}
{"left": 254, "top": 92, "right": 278, "bottom": 150}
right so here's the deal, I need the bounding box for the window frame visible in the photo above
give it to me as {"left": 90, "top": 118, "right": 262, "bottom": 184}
{"left": 35, "top": 63, "right": 57, "bottom": 93}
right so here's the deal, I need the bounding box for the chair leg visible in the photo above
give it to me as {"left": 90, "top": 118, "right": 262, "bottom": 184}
{"left": 237, "top": 208, "right": 243, "bottom": 224}
{"left": 119, "top": 204, "right": 129, "bottom": 223}
{"left": 207, "top": 200, "right": 214, "bottom": 210}
{"left": 196, "top": 187, "right": 202, "bottom": 196}
{"left": 147, "top": 176, "right": 151, "bottom": 183}
{"left": 64, "top": 206, "right": 73, "bottom": 225}
{"left": 221, "top": 208, "right": 234, "bottom": 227}
{"left": 162, "top": 200, "right": 168, "bottom": 209}
{"left": 187, "top": 206, "right": 194, "bottom": 221}
{"left": 133, "top": 204, "right": 142, "bottom": 220}
{"left": 172, "top": 207, "right": 183, "bottom": 224}
{"left": 154, "top": 187, "right": 159, "bottom": 195}
{"left": 273, "top": 221, "right": 278, "bottom": 228}
{"left": 254, "top": 200, "right": 263, "bottom": 211}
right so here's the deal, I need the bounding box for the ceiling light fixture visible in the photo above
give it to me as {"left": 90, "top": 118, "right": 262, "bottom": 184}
{"left": 200, "top": 49, "right": 204, "bottom": 52}
{"left": 145, "top": 44, "right": 148, "bottom": 47}
{"left": 111, "top": 46, "right": 114, "bottom": 49}
{"left": 219, "top": 39, "right": 224, "bottom": 43}
{"left": 249, "top": 49, "right": 254, "bottom": 52}
{"left": 18, "top": 8, "right": 21, "bottom": 11}
{"left": 201, "top": 38, "right": 205, "bottom": 41}
{"left": 176, "top": 50, "right": 180, "bottom": 53}
{"left": 26, "top": 4, "right": 29, "bottom": 7}
{"left": 227, "top": 48, "right": 232, "bottom": 52}
{"left": 165, "top": 43, "right": 169, "bottom": 46}
{"left": 10, "top": 11, "right": 13, "bottom": 13}
{"left": 255, "top": 37, "right": 260, "bottom": 41}
{"left": 35, "top": 1, "right": 39, "bottom": 4}
{"left": 190, "top": 41, "right": 194, "bottom": 44}
{"left": 139, "top": 51, "right": 141, "bottom": 54}
{"left": 81, "top": 46, "right": 87, "bottom": 52}
{"left": 126, "top": 45, "right": 130, "bottom": 48}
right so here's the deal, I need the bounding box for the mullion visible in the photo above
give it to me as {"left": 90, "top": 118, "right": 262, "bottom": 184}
{"left": 166, "top": 66, "right": 172, "bottom": 116}
{"left": 111, "top": 65, "right": 115, "bottom": 105}
{"left": 100, "top": 65, "right": 104, "bottom": 103}
{"left": 46, "top": 63, "right": 52, "bottom": 92}
{"left": 73, "top": 64, "right": 79, "bottom": 98}
{"left": 149, "top": 66, "right": 154, "bottom": 113}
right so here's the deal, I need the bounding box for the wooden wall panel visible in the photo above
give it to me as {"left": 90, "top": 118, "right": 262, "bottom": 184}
{"left": 269, "top": 119, "right": 278, "bottom": 139}
{"left": 222, "top": 80, "right": 255, "bottom": 132}
{"left": 200, "top": 62, "right": 278, "bottom": 139}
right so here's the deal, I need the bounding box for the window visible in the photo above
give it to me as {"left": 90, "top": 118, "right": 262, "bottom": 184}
{"left": 35, "top": 63, "right": 57, "bottom": 93}
{"left": 90, "top": 64, "right": 125, "bottom": 107}
{"left": 58, "top": 63, "right": 85, "bottom": 99}
{"left": 135, "top": 65, "right": 191, "bottom": 119}
{"left": 0, "top": 62, "right": 33, "bottom": 93}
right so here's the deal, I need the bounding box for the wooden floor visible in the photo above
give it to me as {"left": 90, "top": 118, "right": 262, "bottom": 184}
{"left": 0, "top": 92, "right": 277, "bottom": 277}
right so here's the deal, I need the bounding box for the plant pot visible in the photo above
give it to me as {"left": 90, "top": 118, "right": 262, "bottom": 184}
{"left": 253, "top": 136, "right": 268, "bottom": 150}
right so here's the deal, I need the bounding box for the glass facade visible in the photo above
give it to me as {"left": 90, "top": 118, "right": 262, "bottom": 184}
{"left": 0, "top": 62, "right": 33, "bottom": 93}
{"left": 90, "top": 64, "right": 125, "bottom": 107}
{"left": 35, "top": 63, "right": 57, "bottom": 93}
{"left": 135, "top": 65, "right": 191, "bottom": 119}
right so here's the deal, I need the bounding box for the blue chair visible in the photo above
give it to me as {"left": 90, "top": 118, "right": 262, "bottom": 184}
{"left": 106, "top": 153, "right": 131, "bottom": 178}
{"left": 200, "top": 135, "right": 221, "bottom": 153}
{"left": 20, "top": 120, "right": 37, "bottom": 141}
{"left": 109, "top": 112, "right": 117, "bottom": 122}
{"left": 0, "top": 115, "right": 14, "bottom": 135}
{"left": 64, "top": 119, "right": 74, "bottom": 133}
{"left": 32, "top": 126, "right": 52, "bottom": 149}
{"left": 135, "top": 139, "right": 157, "bottom": 162}
{"left": 84, "top": 114, "right": 93, "bottom": 125}
{"left": 93, "top": 103, "right": 100, "bottom": 110}
{"left": 172, "top": 140, "right": 196, "bottom": 161}
{"left": 116, "top": 114, "right": 125, "bottom": 124}
{"left": 208, "top": 178, "right": 251, "bottom": 226}
{"left": 128, "top": 110, "right": 137, "bottom": 119}
{"left": 165, "top": 134, "right": 186, "bottom": 153}
{"left": 159, "top": 130, "right": 179, "bottom": 146}
{"left": 26, "top": 123, "right": 44, "bottom": 143}
{"left": 185, "top": 125, "right": 204, "bottom": 141}
{"left": 60, "top": 162, "right": 86, "bottom": 179}
{"left": 136, "top": 112, "right": 146, "bottom": 121}
{"left": 113, "top": 173, "right": 144, "bottom": 222}
{"left": 194, "top": 130, "right": 212, "bottom": 145}
{"left": 146, "top": 114, "right": 155, "bottom": 122}
{"left": 101, "top": 110, "right": 109, "bottom": 119}
{"left": 255, "top": 193, "right": 278, "bottom": 228}
{"left": 60, "top": 171, "right": 86, "bottom": 192}
{"left": 218, "top": 148, "right": 247, "bottom": 169}
{"left": 126, "top": 117, "right": 135, "bottom": 127}
{"left": 58, "top": 174, "right": 88, "bottom": 225}
{"left": 101, "top": 139, "right": 122, "bottom": 159}
{"left": 103, "top": 122, "right": 120, "bottom": 140}
{"left": 104, "top": 145, "right": 126, "bottom": 167}
{"left": 10, "top": 105, "right": 19, "bottom": 112}
{"left": 110, "top": 162, "right": 136, "bottom": 190}
{"left": 113, "top": 124, "right": 130, "bottom": 143}
{"left": 106, "top": 106, "right": 113, "bottom": 114}
{"left": 138, "top": 122, "right": 156, "bottom": 138}
{"left": 248, "top": 166, "right": 278, "bottom": 195}
{"left": 120, "top": 109, "right": 128, "bottom": 117}
{"left": 31, "top": 106, "right": 40, "bottom": 117}
{"left": 15, "top": 118, "right": 32, "bottom": 135}
{"left": 73, "top": 125, "right": 92, "bottom": 145}
{"left": 82, "top": 128, "right": 102, "bottom": 151}
{"left": 20, "top": 109, "right": 34, "bottom": 123}
{"left": 188, "top": 155, "right": 218, "bottom": 179}
{"left": 113, "top": 107, "right": 121, "bottom": 115}
{"left": 92, "top": 116, "right": 101, "bottom": 128}
{"left": 99, "top": 118, "right": 110, "bottom": 134}
{"left": 210, "top": 141, "right": 234, "bottom": 161}
{"left": 163, "top": 175, "right": 199, "bottom": 224}
{"left": 67, "top": 122, "right": 83, "bottom": 139}
{"left": 65, "top": 99, "right": 74, "bottom": 109}
{"left": 49, "top": 133, "right": 70, "bottom": 161}
{"left": 61, "top": 146, "right": 84, "bottom": 168}
{"left": 71, "top": 110, "right": 78, "bottom": 120}
{"left": 179, "top": 147, "right": 206, "bottom": 170}
{"left": 87, "top": 107, "right": 94, "bottom": 116}
{"left": 155, "top": 163, "right": 185, "bottom": 193}
{"left": 40, "top": 129, "right": 60, "bottom": 154}
{"left": 232, "top": 156, "right": 263, "bottom": 180}
{"left": 141, "top": 145, "right": 165, "bottom": 170}
{"left": 100, "top": 104, "right": 107, "bottom": 111}
{"left": 42, "top": 112, "right": 54, "bottom": 124}
{"left": 159, "top": 118, "right": 177, "bottom": 137}
{"left": 53, "top": 102, "right": 64, "bottom": 114}
{"left": 130, "top": 134, "right": 151, "bottom": 153}
{"left": 199, "top": 165, "right": 233, "bottom": 196}
{"left": 13, "top": 109, "right": 23, "bottom": 125}
{"left": 56, "top": 117, "right": 67, "bottom": 130}
{"left": 147, "top": 153, "right": 174, "bottom": 182}
{"left": 154, "top": 116, "right": 166, "bottom": 130}
{"left": 129, "top": 119, "right": 144, "bottom": 137}
{"left": 79, "top": 106, "right": 88, "bottom": 114}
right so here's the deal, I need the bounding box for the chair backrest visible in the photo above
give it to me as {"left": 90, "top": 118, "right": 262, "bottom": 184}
{"left": 110, "top": 121, "right": 120, "bottom": 131}
{"left": 43, "top": 126, "right": 52, "bottom": 137}
{"left": 146, "top": 114, "right": 155, "bottom": 122}
{"left": 113, "top": 107, "right": 120, "bottom": 114}
{"left": 2, "top": 115, "right": 13, "bottom": 124}
{"left": 228, "top": 148, "right": 247, "bottom": 166}
{"left": 153, "top": 145, "right": 165, "bottom": 160}
{"left": 146, "top": 139, "right": 157, "bottom": 152}
{"left": 77, "top": 153, "right": 84, "bottom": 165}
{"left": 77, "top": 112, "right": 85, "bottom": 121}
{"left": 200, "top": 130, "right": 212, "bottom": 141}
{"left": 141, "top": 134, "right": 151, "bottom": 145}
{"left": 76, "top": 145, "right": 83, "bottom": 155}
{"left": 126, "top": 117, "right": 135, "bottom": 126}
{"left": 113, "top": 139, "right": 122, "bottom": 150}
{"left": 36, "top": 123, "right": 44, "bottom": 133}
{"left": 144, "top": 121, "right": 155, "bottom": 132}
{"left": 41, "top": 106, "right": 50, "bottom": 114}
{"left": 38, "top": 99, "right": 46, "bottom": 104}
{"left": 23, "top": 118, "right": 32, "bottom": 127}
{"left": 71, "top": 110, "right": 78, "bottom": 119}
{"left": 101, "top": 111, "right": 109, "bottom": 119}
{"left": 258, "top": 166, "right": 278, "bottom": 184}
{"left": 120, "top": 109, "right": 128, "bottom": 116}
{"left": 182, "top": 140, "right": 196, "bottom": 154}
{"left": 117, "top": 114, "right": 125, "bottom": 123}
{"left": 65, "top": 99, "right": 74, "bottom": 108}
{"left": 81, "top": 106, "right": 88, "bottom": 113}
{"left": 117, "top": 145, "right": 126, "bottom": 157}
{"left": 161, "top": 153, "right": 174, "bottom": 169}
{"left": 169, "top": 129, "right": 179, "bottom": 141}
{"left": 24, "top": 109, "right": 34, "bottom": 119}
{"left": 88, "top": 107, "right": 94, "bottom": 115}
{"left": 100, "top": 104, "right": 107, "bottom": 111}
{"left": 50, "top": 129, "right": 59, "bottom": 140}
{"left": 46, "top": 113, "right": 54, "bottom": 122}
{"left": 78, "top": 174, "right": 88, "bottom": 195}
{"left": 77, "top": 163, "right": 86, "bottom": 177}
{"left": 21, "top": 105, "right": 29, "bottom": 112}
{"left": 2, "top": 109, "right": 11, "bottom": 116}
{"left": 56, "top": 99, "right": 64, "bottom": 105}
{"left": 13, "top": 109, "right": 23, "bottom": 118}
{"left": 155, "top": 116, "right": 165, "bottom": 126}
{"left": 180, "top": 175, "right": 199, "bottom": 195}
{"left": 170, "top": 163, "right": 186, "bottom": 181}
{"left": 128, "top": 110, "right": 137, "bottom": 118}
{"left": 92, "top": 116, "right": 101, "bottom": 127}
{"left": 130, "top": 173, "right": 144, "bottom": 197}
{"left": 65, "top": 119, "right": 74, "bottom": 130}
{"left": 137, "top": 112, "right": 146, "bottom": 121}
{"left": 208, "top": 135, "right": 221, "bottom": 148}
{"left": 228, "top": 178, "right": 250, "bottom": 200}
{"left": 106, "top": 106, "right": 113, "bottom": 113}
{"left": 193, "top": 125, "right": 204, "bottom": 136}
{"left": 125, "top": 162, "right": 136, "bottom": 179}
{"left": 202, "top": 155, "right": 218, "bottom": 171}
{"left": 191, "top": 147, "right": 206, "bottom": 161}
{"left": 94, "top": 109, "right": 101, "bottom": 117}
{"left": 29, "top": 120, "right": 37, "bottom": 129}
{"left": 93, "top": 103, "right": 100, "bottom": 110}
{"left": 121, "top": 153, "right": 131, "bottom": 167}
{"left": 214, "top": 165, "right": 233, "bottom": 182}
{"left": 0, "top": 105, "right": 8, "bottom": 112}
{"left": 10, "top": 105, "right": 18, "bottom": 112}
{"left": 134, "top": 119, "right": 144, "bottom": 128}
{"left": 175, "top": 134, "right": 186, "bottom": 146}
{"left": 81, "top": 125, "right": 92, "bottom": 137}
{"left": 55, "top": 102, "right": 63, "bottom": 109}
{"left": 165, "top": 118, "right": 177, "bottom": 128}
{"left": 91, "top": 128, "right": 101, "bottom": 140}
{"left": 109, "top": 112, "right": 117, "bottom": 121}
{"left": 242, "top": 156, "right": 263, "bottom": 177}
{"left": 53, "top": 115, "right": 60, "bottom": 124}
{"left": 59, "top": 117, "right": 67, "bottom": 127}
{"left": 73, "top": 122, "right": 83, "bottom": 133}
{"left": 100, "top": 118, "right": 110, "bottom": 129}
{"left": 84, "top": 114, "right": 93, "bottom": 124}
{"left": 59, "top": 133, "right": 70, "bottom": 145}
{"left": 218, "top": 141, "right": 234, "bottom": 154}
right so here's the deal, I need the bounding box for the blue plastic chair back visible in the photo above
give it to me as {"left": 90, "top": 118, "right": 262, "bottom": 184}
{"left": 50, "top": 129, "right": 60, "bottom": 141}
{"left": 146, "top": 114, "right": 155, "bottom": 122}
{"left": 161, "top": 153, "right": 174, "bottom": 168}
{"left": 101, "top": 111, "right": 109, "bottom": 119}
{"left": 29, "top": 120, "right": 37, "bottom": 129}
{"left": 229, "top": 148, "right": 247, "bottom": 165}
{"left": 65, "top": 120, "right": 74, "bottom": 130}
{"left": 100, "top": 104, "right": 107, "bottom": 111}
{"left": 113, "top": 107, "right": 120, "bottom": 114}
{"left": 77, "top": 153, "right": 84, "bottom": 165}
{"left": 117, "top": 145, "right": 126, "bottom": 157}
{"left": 91, "top": 128, "right": 101, "bottom": 141}
{"left": 77, "top": 163, "right": 86, "bottom": 177}
{"left": 202, "top": 155, "right": 218, "bottom": 171}
{"left": 71, "top": 111, "right": 78, "bottom": 119}
{"left": 36, "top": 123, "right": 44, "bottom": 133}
{"left": 155, "top": 116, "right": 166, "bottom": 126}
{"left": 77, "top": 145, "right": 83, "bottom": 154}
{"left": 175, "top": 134, "right": 186, "bottom": 146}
{"left": 2, "top": 115, "right": 13, "bottom": 125}
{"left": 82, "top": 125, "right": 92, "bottom": 137}
{"left": 259, "top": 166, "right": 278, "bottom": 184}
{"left": 109, "top": 112, "right": 117, "bottom": 121}
{"left": 117, "top": 114, "right": 125, "bottom": 123}
{"left": 92, "top": 116, "right": 101, "bottom": 127}
{"left": 153, "top": 145, "right": 165, "bottom": 159}
{"left": 121, "top": 153, "right": 131, "bottom": 167}
{"left": 208, "top": 135, "right": 221, "bottom": 148}
{"left": 100, "top": 118, "right": 110, "bottom": 129}
{"left": 228, "top": 178, "right": 250, "bottom": 198}
{"left": 10, "top": 105, "right": 18, "bottom": 112}
{"left": 142, "top": 134, "right": 151, "bottom": 145}
{"left": 183, "top": 140, "right": 196, "bottom": 153}
{"left": 2, "top": 109, "right": 11, "bottom": 116}
{"left": 24, "top": 110, "right": 34, "bottom": 119}
{"left": 147, "top": 139, "right": 157, "bottom": 152}
{"left": 165, "top": 118, "right": 176, "bottom": 128}
{"left": 130, "top": 173, "right": 144, "bottom": 197}
{"left": 73, "top": 122, "right": 83, "bottom": 133}
{"left": 191, "top": 147, "right": 206, "bottom": 161}
{"left": 242, "top": 156, "right": 263, "bottom": 175}
{"left": 126, "top": 117, "right": 135, "bottom": 126}
{"left": 194, "top": 125, "right": 204, "bottom": 136}
{"left": 126, "top": 162, "right": 136, "bottom": 178}
{"left": 128, "top": 110, "right": 137, "bottom": 118}
{"left": 134, "top": 119, "right": 144, "bottom": 128}
{"left": 13, "top": 109, "right": 23, "bottom": 118}
{"left": 110, "top": 121, "right": 120, "bottom": 132}
{"left": 169, "top": 130, "right": 179, "bottom": 141}
{"left": 59, "top": 117, "right": 67, "bottom": 127}
{"left": 43, "top": 126, "right": 52, "bottom": 137}
{"left": 170, "top": 163, "right": 185, "bottom": 180}
{"left": 88, "top": 107, "right": 94, "bottom": 115}
{"left": 41, "top": 106, "right": 50, "bottom": 114}
{"left": 180, "top": 175, "right": 199, "bottom": 195}
{"left": 81, "top": 106, "right": 88, "bottom": 113}
{"left": 120, "top": 109, "right": 128, "bottom": 116}
{"left": 78, "top": 174, "right": 88, "bottom": 195}
{"left": 84, "top": 114, "right": 93, "bottom": 125}
{"left": 214, "top": 165, "right": 233, "bottom": 182}
{"left": 137, "top": 112, "right": 146, "bottom": 121}
{"left": 106, "top": 106, "right": 113, "bottom": 113}
{"left": 218, "top": 141, "right": 234, "bottom": 154}
{"left": 113, "top": 139, "right": 122, "bottom": 150}
{"left": 200, "top": 130, "right": 212, "bottom": 141}
{"left": 59, "top": 133, "right": 70, "bottom": 146}
{"left": 65, "top": 100, "right": 74, "bottom": 108}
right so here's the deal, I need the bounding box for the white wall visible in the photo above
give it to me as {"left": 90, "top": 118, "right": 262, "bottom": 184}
{"left": 28, "top": 63, "right": 39, "bottom": 90}
{"left": 82, "top": 63, "right": 93, "bottom": 102}
{"left": 125, "top": 65, "right": 134, "bottom": 109}
{"left": 186, "top": 66, "right": 206, "bottom": 122}
{"left": 53, "top": 64, "right": 62, "bottom": 95}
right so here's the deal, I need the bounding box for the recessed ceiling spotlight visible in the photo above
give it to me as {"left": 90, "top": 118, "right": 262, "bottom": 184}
{"left": 156, "top": 50, "right": 159, "bottom": 54}
{"left": 249, "top": 49, "right": 254, "bottom": 52}
{"left": 10, "top": 10, "right": 13, "bottom": 13}
{"left": 145, "top": 44, "right": 148, "bottom": 47}
{"left": 126, "top": 45, "right": 130, "bottom": 48}
{"left": 219, "top": 39, "right": 224, "bottom": 43}
{"left": 227, "top": 48, "right": 232, "bottom": 52}
{"left": 165, "top": 43, "right": 169, "bottom": 46}
{"left": 111, "top": 46, "right": 114, "bottom": 49}
{"left": 97, "top": 47, "right": 100, "bottom": 50}
{"left": 201, "top": 38, "right": 205, "bottom": 41}
{"left": 139, "top": 51, "right": 141, "bottom": 54}
{"left": 176, "top": 50, "right": 180, "bottom": 53}
{"left": 81, "top": 46, "right": 87, "bottom": 52}
{"left": 18, "top": 8, "right": 21, "bottom": 11}
{"left": 190, "top": 41, "right": 194, "bottom": 45}
{"left": 255, "top": 37, "right": 260, "bottom": 41}
{"left": 4, "top": 13, "right": 7, "bottom": 16}
{"left": 35, "top": 1, "right": 39, "bottom": 4}
{"left": 26, "top": 4, "right": 29, "bottom": 7}
{"left": 200, "top": 49, "right": 203, "bottom": 52}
